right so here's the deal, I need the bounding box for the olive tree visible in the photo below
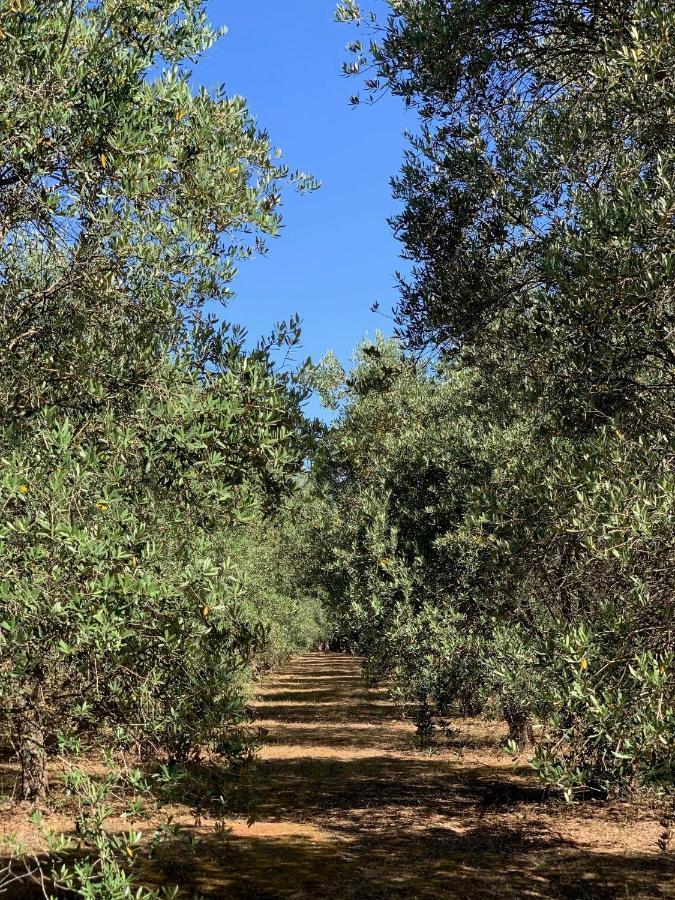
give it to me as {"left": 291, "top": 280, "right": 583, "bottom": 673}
{"left": 0, "top": 0, "right": 316, "bottom": 801}
{"left": 321, "top": 0, "right": 675, "bottom": 794}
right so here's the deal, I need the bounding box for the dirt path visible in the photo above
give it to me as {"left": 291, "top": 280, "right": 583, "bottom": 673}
{"left": 159, "top": 652, "right": 675, "bottom": 898}
{"left": 3, "top": 653, "right": 674, "bottom": 897}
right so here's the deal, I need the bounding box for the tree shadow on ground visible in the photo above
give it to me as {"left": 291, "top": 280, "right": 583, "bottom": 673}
{"left": 145, "top": 822, "right": 675, "bottom": 899}
{"left": 258, "top": 689, "right": 380, "bottom": 704}
{"left": 251, "top": 702, "right": 399, "bottom": 726}
{"left": 3, "top": 654, "right": 673, "bottom": 899}
{"left": 235, "top": 754, "right": 553, "bottom": 831}
{"left": 3, "top": 821, "right": 674, "bottom": 899}
{"left": 260, "top": 722, "right": 414, "bottom": 752}
{"left": 147, "top": 747, "right": 674, "bottom": 898}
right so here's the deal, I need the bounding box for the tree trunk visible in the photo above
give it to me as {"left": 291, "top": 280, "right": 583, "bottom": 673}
{"left": 16, "top": 701, "right": 48, "bottom": 803}
{"left": 413, "top": 693, "right": 434, "bottom": 744}
{"left": 503, "top": 702, "right": 534, "bottom": 747}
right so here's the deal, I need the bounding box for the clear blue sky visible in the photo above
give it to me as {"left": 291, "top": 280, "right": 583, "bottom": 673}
{"left": 193, "top": 1, "right": 410, "bottom": 389}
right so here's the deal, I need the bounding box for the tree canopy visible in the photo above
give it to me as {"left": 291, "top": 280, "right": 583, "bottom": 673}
{"left": 312, "top": 0, "right": 675, "bottom": 795}
{"left": 1, "top": 1, "right": 674, "bottom": 893}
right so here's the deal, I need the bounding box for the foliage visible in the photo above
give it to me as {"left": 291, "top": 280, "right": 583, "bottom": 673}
{"left": 1, "top": 759, "right": 194, "bottom": 898}
{"left": 2, "top": 6, "right": 674, "bottom": 895}
{"left": 0, "top": 0, "right": 322, "bottom": 823}
{"left": 318, "top": 0, "right": 675, "bottom": 797}
{"left": 310, "top": 330, "right": 674, "bottom": 792}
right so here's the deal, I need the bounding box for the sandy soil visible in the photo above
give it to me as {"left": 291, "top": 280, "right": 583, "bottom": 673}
{"left": 2, "top": 652, "right": 675, "bottom": 898}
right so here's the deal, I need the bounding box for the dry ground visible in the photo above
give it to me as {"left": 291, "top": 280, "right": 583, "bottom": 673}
{"left": 2, "top": 652, "right": 675, "bottom": 898}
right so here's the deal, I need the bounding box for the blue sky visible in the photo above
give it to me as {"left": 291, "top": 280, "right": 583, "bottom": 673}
{"left": 194, "top": 1, "right": 410, "bottom": 390}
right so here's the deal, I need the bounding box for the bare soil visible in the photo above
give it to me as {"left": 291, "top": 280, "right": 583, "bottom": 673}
{"left": 2, "top": 652, "right": 675, "bottom": 898}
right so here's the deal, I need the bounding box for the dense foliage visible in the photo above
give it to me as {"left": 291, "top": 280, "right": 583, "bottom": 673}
{"left": 315, "top": 0, "right": 675, "bottom": 798}
{"left": 2, "top": 4, "right": 674, "bottom": 895}
{"left": 0, "top": 0, "right": 322, "bottom": 820}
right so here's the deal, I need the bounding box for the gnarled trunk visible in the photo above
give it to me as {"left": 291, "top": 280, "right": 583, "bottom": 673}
{"left": 15, "top": 695, "right": 48, "bottom": 803}
{"left": 503, "top": 702, "right": 534, "bottom": 747}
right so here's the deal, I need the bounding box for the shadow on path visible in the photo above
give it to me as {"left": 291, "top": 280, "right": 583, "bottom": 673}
{"left": 150, "top": 653, "right": 675, "bottom": 898}
{"left": 3, "top": 654, "right": 673, "bottom": 898}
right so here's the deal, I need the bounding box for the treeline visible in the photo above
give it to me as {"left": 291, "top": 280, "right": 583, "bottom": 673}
{"left": 1, "top": 2, "right": 674, "bottom": 892}
{"left": 0, "top": 0, "right": 324, "bottom": 830}
{"left": 306, "top": 0, "right": 675, "bottom": 798}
